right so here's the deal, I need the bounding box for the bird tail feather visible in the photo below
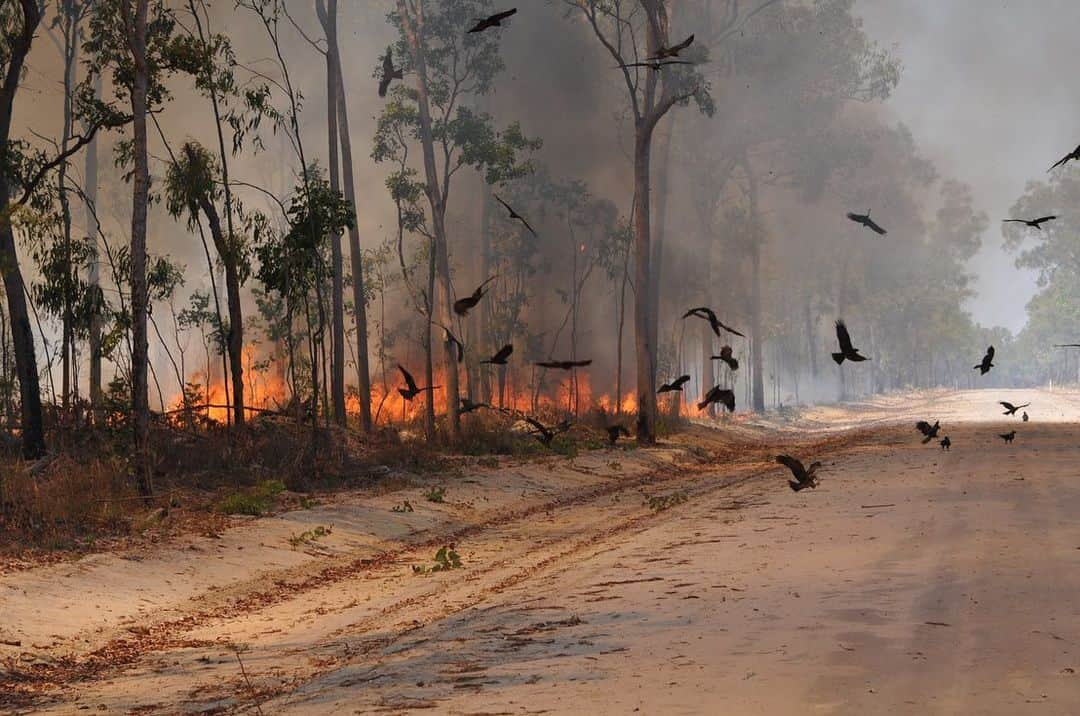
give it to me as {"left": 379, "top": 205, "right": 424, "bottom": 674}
{"left": 832, "top": 352, "right": 845, "bottom": 365}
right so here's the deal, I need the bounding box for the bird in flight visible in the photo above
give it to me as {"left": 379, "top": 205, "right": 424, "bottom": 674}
{"left": 712, "top": 345, "right": 739, "bottom": 371}
{"left": 493, "top": 194, "right": 537, "bottom": 236}
{"left": 1048, "top": 143, "right": 1080, "bottom": 172}
{"left": 378, "top": 46, "right": 403, "bottom": 98}
{"left": 460, "top": 397, "right": 489, "bottom": 414}
{"left": 846, "top": 210, "right": 887, "bottom": 235}
{"left": 999, "top": 430, "right": 1016, "bottom": 444}
{"left": 647, "top": 34, "right": 694, "bottom": 61}
{"left": 1003, "top": 216, "right": 1056, "bottom": 230}
{"left": 397, "top": 364, "right": 439, "bottom": 401}
{"left": 434, "top": 322, "right": 464, "bottom": 363}
{"left": 940, "top": 436, "right": 951, "bottom": 451}
{"left": 832, "top": 320, "right": 868, "bottom": 365}
{"left": 697, "top": 385, "right": 735, "bottom": 412}
{"left": 658, "top": 375, "right": 691, "bottom": 393}
{"left": 606, "top": 424, "right": 631, "bottom": 446}
{"left": 453, "top": 276, "right": 496, "bottom": 317}
{"left": 775, "top": 455, "right": 821, "bottom": 492}
{"left": 916, "top": 420, "right": 940, "bottom": 444}
{"left": 999, "top": 401, "right": 1030, "bottom": 416}
{"left": 683, "top": 307, "right": 744, "bottom": 338}
{"left": 480, "top": 343, "right": 513, "bottom": 365}
{"left": 535, "top": 359, "right": 592, "bottom": 370}
{"left": 617, "top": 60, "right": 693, "bottom": 71}
{"left": 1054, "top": 343, "right": 1080, "bottom": 348}
{"left": 468, "top": 8, "right": 517, "bottom": 33}
{"left": 974, "top": 346, "right": 995, "bottom": 375}
{"left": 523, "top": 416, "right": 571, "bottom": 447}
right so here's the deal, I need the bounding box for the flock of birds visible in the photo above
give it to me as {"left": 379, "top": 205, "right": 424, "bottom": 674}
{"left": 377, "top": 7, "right": 1080, "bottom": 488}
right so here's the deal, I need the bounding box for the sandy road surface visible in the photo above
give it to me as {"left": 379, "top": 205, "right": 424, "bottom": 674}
{"left": 4, "top": 389, "right": 1080, "bottom": 714}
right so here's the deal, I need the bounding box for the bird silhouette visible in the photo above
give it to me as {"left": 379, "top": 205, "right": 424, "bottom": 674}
{"left": 453, "top": 276, "right": 496, "bottom": 317}
{"left": 682, "top": 307, "right": 744, "bottom": 337}
{"left": 940, "top": 436, "right": 951, "bottom": 451}
{"left": 974, "top": 346, "right": 995, "bottom": 375}
{"left": 647, "top": 33, "right": 694, "bottom": 60}
{"left": 460, "top": 397, "right": 489, "bottom": 414}
{"left": 658, "top": 375, "right": 691, "bottom": 393}
{"left": 1003, "top": 216, "right": 1056, "bottom": 230}
{"left": 846, "top": 210, "right": 887, "bottom": 235}
{"left": 535, "top": 359, "right": 592, "bottom": 370}
{"left": 480, "top": 343, "right": 513, "bottom": 365}
{"left": 378, "top": 46, "right": 403, "bottom": 98}
{"left": 467, "top": 8, "right": 517, "bottom": 33}
{"left": 711, "top": 345, "right": 739, "bottom": 371}
{"left": 397, "top": 364, "right": 439, "bottom": 401}
{"left": 916, "top": 420, "right": 940, "bottom": 444}
{"left": 494, "top": 194, "right": 537, "bottom": 236}
{"left": 775, "top": 455, "right": 821, "bottom": 492}
{"left": 1022, "top": 411, "right": 1029, "bottom": 422}
{"left": 832, "top": 320, "right": 868, "bottom": 365}
{"left": 434, "top": 322, "right": 464, "bottom": 363}
{"left": 523, "top": 416, "right": 571, "bottom": 447}
{"left": 1054, "top": 344, "right": 1080, "bottom": 348}
{"left": 605, "top": 424, "right": 631, "bottom": 445}
{"left": 999, "top": 401, "right": 1029, "bottom": 416}
{"left": 697, "top": 385, "right": 735, "bottom": 412}
{"left": 999, "top": 430, "right": 1015, "bottom": 444}
{"left": 617, "top": 60, "right": 693, "bottom": 71}
{"left": 1048, "top": 143, "right": 1080, "bottom": 172}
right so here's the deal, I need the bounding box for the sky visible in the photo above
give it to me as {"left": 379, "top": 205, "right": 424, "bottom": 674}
{"left": 858, "top": 0, "right": 1080, "bottom": 333}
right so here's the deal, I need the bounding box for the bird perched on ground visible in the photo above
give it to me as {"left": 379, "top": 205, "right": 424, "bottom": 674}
{"left": 658, "top": 375, "right": 691, "bottom": 393}
{"left": 832, "top": 320, "right": 868, "bottom": 365}
{"left": 999, "top": 400, "right": 1030, "bottom": 416}
{"left": 617, "top": 60, "right": 693, "bottom": 71}
{"left": 712, "top": 345, "right": 739, "bottom": 371}
{"left": 999, "top": 430, "right": 1016, "bottom": 444}
{"left": 916, "top": 420, "right": 941, "bottom": 444}
{"left": 647, "top": 34, "right": 694, "bottom": 60}
{"left": 453, "top": 277, "right": 496, "bottom": 317}
{"left": 480, "top": 343, "right": 513, "bottom": 365}
{"left": 460, "top": 397, "right": 489, "bottom": 414}
{"left": 1022, "top": 411, "right": 1029, "bottom": 422}
{"left": 468, "top": 8, "right": 516, "bottom": 33}
{"left": 397, "top": 364, "right": 438, "bottom": 401}
{"left": 698, "top": 385, "right": 735, "bottom": 412}
{"left": 1003, "top": 216, "right": 1056, "bottom": 230}
{"left": 523, "top": 416, "right": 572, "bottom": 447}
{"left": 605, "top": 424, "right": 631, "bottom": 446}
{"left": 940, "top": 436, "right": 951, "bottom": 451}
{"left": 682, "top": 306, "right": 744, "bottom": 337}
{"left": 535, "top": 359, "right": 592, "bottom": 370}
{"left": 494, "top": 194, "right": 536, "bottom": 236}
{"left": 378, "top": 46, "right": 403, "bottom": 98}
{"left": 974, "top": 346, "right": 995, "bottom": 375}
{"left": 775, "top": 455, "right": 821, "bottom": 492}
{"left": 1048, "top": 143, "right": 1080, "bottom": 172}
{"left": 846, "top": 209, "right": 887, "bottom": 235}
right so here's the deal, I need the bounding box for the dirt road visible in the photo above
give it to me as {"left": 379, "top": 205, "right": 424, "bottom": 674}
{"left": 4, "top": 389, "right": 1079, "bottom": 714}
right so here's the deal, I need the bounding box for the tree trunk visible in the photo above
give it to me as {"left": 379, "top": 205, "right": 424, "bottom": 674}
{"left": 326, "top": 2, "right": 372, "bottom": 432}
{"left": 129, "top": 0, "right": 152, "bottom": 496}
{"left": 85, "top": 72, "right": 104, "bottom": 418}
{"left": 701, "top": 319, "right": 715, "bottom": 417}
{"left": 323, "top": 3, "right": 346, "bottom": 426}
{"left": 633, "top": 129, "right": 658, "bottom": 443}
{"left": 398, "top": 1, "right": 460, "bottom": 441}
{"left": 746, "top": 159, "right": 765, "bottom": 413}
{"left": 649, "top": 120, "right": 674, "bottom": 379}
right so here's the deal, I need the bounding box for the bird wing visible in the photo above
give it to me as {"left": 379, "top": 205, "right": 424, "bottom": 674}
{"left": 1002, "top": 219, "right": 1026, "bottom": 224}
{"left": 846, "top": 212, "right": 864, "bottom": 224}
{"left": 1000, "top": 401, "right": 1015, "bottom": 411}
{"left": 493, "top": 194, "right": 513, "bottom": 214}
{"left": 775, "top": 454, "right": 805, "bottom": 480}
{"left": 1055, "top": 344, "right": 1080, "bottom": 347}
{"left": 517, "top": 215, "right": 538, "bottom": 236}
{"left": 1034, "top": 215, "right": 1057, "bottom": 223}
{"left": 674, "top": 375, "right": 690, "bottom": 387}
{"left": 535, "top": 361, "right": 563, "bottom": 369}
{"left": 571, "top": 360, "right": 593, "bottom": 367}
{"left": 670, "top": 33, "right": 695, "bottom": 53}
{"left": 865, "top": 217, "right": 887, "bottom": 235}
{"left": 987, "top": 345, "right": 995, "bottom": 361}
{"left": 493, "top": 344, "right": 513, "bottom": 362}
{"left": 1049, "top": 153, "right": 1072, "bottom": 171}
{"left": 492, "top": 8, "right": 518, "bottom": 22}
{"left": 719, "top": 320, "right": 745, "bottom": 337}
{"left": 398, "top": 364, "right": 418, "bottom": 392}
{"left": 835, "top": 320, "right": 855, "bottom": 353}
{"left": 916, "top": 420, "right": 931, "bottom": 435}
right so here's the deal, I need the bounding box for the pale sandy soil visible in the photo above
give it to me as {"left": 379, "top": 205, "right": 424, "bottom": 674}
{"left": 2, "top": 388, "right": 1078, "bottom": 714}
